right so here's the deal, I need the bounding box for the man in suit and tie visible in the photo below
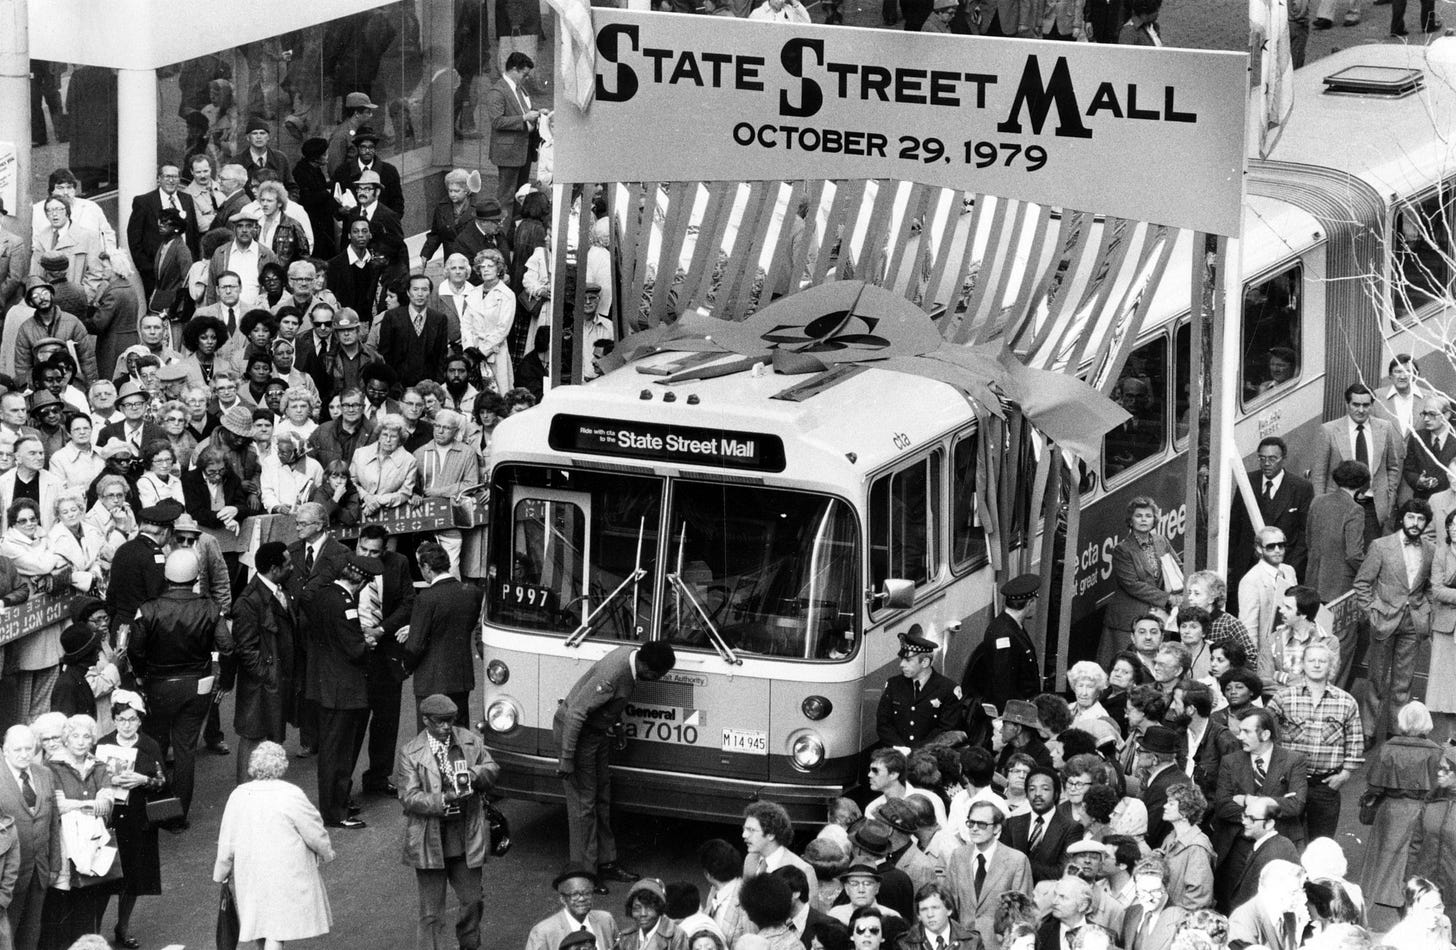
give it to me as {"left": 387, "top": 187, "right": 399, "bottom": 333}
{"left": 1212, "top": 711, "right": 1307, "bottom": 906}
{"left": 1229, "top": 438, "right": 1314, "bottom": 606}
{"left": 378, "top": 274, "right": 449, "bottom": 388}
{"left": 1119, "top": 856, "right": 1188, "bottom": 950}
{"left": 1309, "top": 383, "right": 1404, "bottom": 539}
{"left": 230, "top": 541, "right": 296, "bottom": 785}
{"left": 404, "top": 540, "right": 482, "bottom": 731}
{"left": 352, "top": 525, "right": 415, "bottom": 796}
{"left": 286, "top": 502, "right": 353, "bottom": 757}
{"left": 305, "top": 551, "right": 380, "bottom": 829}
{"left": 340, "top": 168, "right": 403, "bottom": 242}
{"left": 1228, "top": 859, "right": 1308, "bottom": 950}
{"left": 331, "top": 126, "right": 404, "bottom": 217}
{"left": 1354, "top": 497, "right": 1435, "bottom": 741}
{"left": 485, "top": 52, "right": 542, "bottom": 227}
{"left": 212, "top": 164, "right": 252, "bottom": 233}
{"left": 1402, "top": 393, "right": 1456, "bottom": 502}
{"left": 0, "top": 725, "right": 59, "bottom": 950}
{"left": 231, "top": 119, "right": 296, "bottom": 197}
{"left": 98, "top": 380, "right": 167, "bottom": 454}
{"left": 127, "top": 163, "right": 199, "bottom": 297}
{"left": 1035, "top": 876, "right": 1095, "bottom": 950}
{"left": 947, "top": 800, "right": 1033, "bottom": 949}
{"left": 1221, "top": 798, "right": 1301, "bottom": 915}
{"left": 1000, "top": 767, "right": 1083, "bottom": 882}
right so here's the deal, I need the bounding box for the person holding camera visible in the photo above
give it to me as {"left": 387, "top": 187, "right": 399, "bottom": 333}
{"left": 394, "top": 693, "right": 500, "bottom": 950}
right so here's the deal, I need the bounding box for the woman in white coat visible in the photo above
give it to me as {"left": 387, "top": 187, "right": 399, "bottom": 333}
{"left": 214, "top": 742, "right": 334, "bottom": 950}
{"left": 47, "top": 489, "right": 111, "bottom": 589}
{"left": 465, "top": 249, "right": 514, "bottom": 392}
{"left": 2, "top": 497, "right": 71, "bottom": 725}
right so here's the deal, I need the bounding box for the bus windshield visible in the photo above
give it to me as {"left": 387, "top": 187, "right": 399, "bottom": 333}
{"left": 487, "top": 466, "right": 861, "bottom": 660}
{"left": 663, "top": 482, "right": 860, "bottom": 661}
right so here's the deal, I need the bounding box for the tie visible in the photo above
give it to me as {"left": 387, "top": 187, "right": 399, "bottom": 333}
{"left": 1253, "top": 755, "right": 1267, "bottom": 784}
{"left": 50, "top": 230, "right": 58, "bottom": 250}
{"left": 974, "top": 853, "right": 987, "bottom": 895}
{"left": 304, "top": 544, "right": 315, "bottom": 577}
{"left": 1355, "top": 423, "right": 1369, "bottom": 467}
{"left": 226, "top": 306, "right": 237, "bottom": 336}
{"left": 1029, "top": 815, "right": 1045, "bottom": 849}
{"left": 1264, "top": 478, "right": 1274, "bottom": 500}
{"left": 413, "top": 311, "right": 425, "bottom": 335}
{"left": 755, "top": 855, "right": 768, "bottom": 875}
{"left": 935, "top": 938, "right": 945, "bottom": 950}
{"left": 1282, "top": 912, "right": 1297, "bottom": 950}
{"left": 19, "top": 769, "right": 35, "bottom": 809}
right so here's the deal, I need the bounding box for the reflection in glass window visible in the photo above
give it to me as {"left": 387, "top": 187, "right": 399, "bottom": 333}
{"left": 952, "top": 436, "right": 987, "bottom": 568}
{"left": 663, "top": 484, "right": 860, "bottom": 660}
{"left": 1239, "top": 264, "right": 1302, "bottom": 406}
{"left": 1104, "top": 337, "right": 1168, "bottom": 479}
{"left": 1394, "top": 192, "right": 1454, "bottom": 318}
{"left": 870, "top": 451, "right": 943, "bottom": 591}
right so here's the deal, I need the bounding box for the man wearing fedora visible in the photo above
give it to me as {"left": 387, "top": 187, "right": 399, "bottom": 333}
{"left": 341, "top": 167, "right": 403, "bottom": 242}
{"left": 525, "top": 864, "right": 619, "bottom": 950}
{"left": 991, "top": 699, "right": 1052, "bottom": 774}
{"left": 877, "top": 632, "right": 963, "bottom": 750}
{"left": 1135, "top": 725, "right": 1185, "bottom": 849}
{"left": 395, "top": 693, "right": 500, "bottom": 950}
{"left": 845, "top": 819, "right": 915, "bottom": 920}
{"left": 826, "top": 862, "right": 910, "bottom": 945}
{"left": 97, "top": 380, "right": 165, "bottom": 455}
{"left": 962, "top": 573, "right": 1042, "bottom": 713}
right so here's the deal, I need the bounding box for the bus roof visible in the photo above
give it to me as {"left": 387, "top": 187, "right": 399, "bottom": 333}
{"left": 1266, "top": 38, "right": 1456, "bottom": 199}
{"left": 497, "top": 350, "right": 978, "bottom": 485}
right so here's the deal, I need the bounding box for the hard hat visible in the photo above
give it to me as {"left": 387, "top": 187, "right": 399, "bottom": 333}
{"left": 164, "top": 549, "right": 201, "bottom": 584}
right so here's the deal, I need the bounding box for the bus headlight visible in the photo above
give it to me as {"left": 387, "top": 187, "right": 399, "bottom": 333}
{"left": 486, "top": 659, "right": 510, "bottom": 685}
{"left": 789, "top": 731, "right": 825, "bottom": 771}
{"left": 801, "top": 696, "right": 833, "bottom": 721}
{"left": 485, "top": 699, "right": 520, "bottom": 734}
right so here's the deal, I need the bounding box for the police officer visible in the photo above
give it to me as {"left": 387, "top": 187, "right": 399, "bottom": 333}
{"left": 962, "top": 573, "right": 1042, "bottom": 710}
{"left": 876, "top": 632, "right": 962, "bottom": 749}
{"left": 554, "top": 641, "right": 677, "bottom": 891}
{"left": 106, "top": 500, "right": 178, "bottom": 640}
{"left": 129, "top": 547, "right": 233, "bottom": 828}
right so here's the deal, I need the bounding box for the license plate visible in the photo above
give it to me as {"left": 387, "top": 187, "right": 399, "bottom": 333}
{"left": 721, "top": 728, "right": 768, "bottom": 755}
{"left": 499, "top": 582, "right": 554, "bottom": 611}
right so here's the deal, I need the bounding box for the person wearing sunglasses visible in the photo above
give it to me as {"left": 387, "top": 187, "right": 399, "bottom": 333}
{"left": 1235, "top": 527, "right": 1298, "bottom": 663}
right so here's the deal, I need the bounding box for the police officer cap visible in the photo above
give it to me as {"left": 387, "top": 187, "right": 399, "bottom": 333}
{"left": 138, "top": 500, "right": 184, "bottom": 526}
{"left": 552, "top": 862, "right": 598, "bottom": 890}
{"left": 346, "top": 553, "right": 384, "bottom": 576}
{"left": 1001, "top": 573, "right": 1040, "bottom": 604}
{"left": 558, "top": 931, "right": 596, "bottom": 950}
{"left": 419, "top": 694, "right": 458, "bottom": 719}
{"left": 896, "top": 632, "right": 936, "bottom": 659}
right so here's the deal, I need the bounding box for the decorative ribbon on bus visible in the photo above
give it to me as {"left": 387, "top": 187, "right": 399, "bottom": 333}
{"left": 603, "top": 281, "right": 1129, "bottom": 463}
{"left": 0, "top": 590, "right": 84, "bottom": 648}
{"left": 553, "top": 11, "right": 1248, "bottom": 237}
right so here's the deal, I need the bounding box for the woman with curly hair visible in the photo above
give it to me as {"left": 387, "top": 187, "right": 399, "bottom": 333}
{"left": 1156, "top": 783, "right": 1215, "bottom": 911}
{"left": 177, "top": 315, "right": 233, "bottom": 388}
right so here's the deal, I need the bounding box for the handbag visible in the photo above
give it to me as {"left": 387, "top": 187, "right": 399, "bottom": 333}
{"left": 1358, "top": 790, "right": 1383, "bottom": 825}
{"left": 485, "top": 800, "right": 511, "bottom": 857}
{"left": 216, "top": 878, "right": 240, "bottom": 950}
{"left": 145, "top": 796, "right": 184, "bottom": 826}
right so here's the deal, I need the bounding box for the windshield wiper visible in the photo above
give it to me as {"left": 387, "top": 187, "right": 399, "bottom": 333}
{"left": 565, "top": 517, "right": 647, "bottom": 648}
{"left": 666, "top": 572, "right": 742, "bottom": 666}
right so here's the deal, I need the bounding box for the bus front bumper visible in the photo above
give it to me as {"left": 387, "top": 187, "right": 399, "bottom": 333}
{"left": 487, "top": 747, "right": 853, "bottom": 825}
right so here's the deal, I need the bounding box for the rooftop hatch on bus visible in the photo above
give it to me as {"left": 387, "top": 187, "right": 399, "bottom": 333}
{"left": 1322, "top": 65, "right": 1424, "bottom": 98}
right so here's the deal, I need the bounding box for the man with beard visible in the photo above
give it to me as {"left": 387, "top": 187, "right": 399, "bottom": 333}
{"left": 1353, "top": 498, "right": 1434, "bottom": 742}
{"left": 1170, "top": 681, "right": 1237, "bottom": 799}
{"left": 441, "top": 353, "right": 478, "bottom": 418}
{"left": 14, "top": 278, "right": 97, "bottom": 385}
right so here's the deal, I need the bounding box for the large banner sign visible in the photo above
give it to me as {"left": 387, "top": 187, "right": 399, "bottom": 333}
{"left": 553, "top": 12, "right": 1248, "bottom": 236}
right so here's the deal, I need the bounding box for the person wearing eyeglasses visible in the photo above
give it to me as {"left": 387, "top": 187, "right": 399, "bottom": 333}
{"left": 1229, "top": 438, "right": 1313, "bottom": 603}
{"left": 1211, "top": 710, "right": 1306, "bottom": 913}
{"left": 525, "top": 864, "right": 619, "bottom": 950}
{"left": 1403, "top": 395, "right": 1456, "bottom": 503}
{"left": 1236, "top": 527, "right": 1298, "bottom": 666}
{"left": 946, "top": 801, "right": 1029, "bottom": 949}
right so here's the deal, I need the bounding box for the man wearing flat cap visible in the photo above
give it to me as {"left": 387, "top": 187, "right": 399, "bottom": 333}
{"left": 395, "top": 692, "right": 500, "bottom": 950}
{"left": 525, "top": 864, "right": 619, "bottom": 950}
{"left": 231, "top": 119, "right": 296, "bottom": 197}
{"left": 962, "top": 573, "right": 1042, "bottom": 713}
{"left": 306, "top": 551, "right": 383, "bottom": 829}
{"left": 14, "top": 277, "right": 97, "bottom": 386}
{"left": 877, "top": 631, "right": 963, "bottom": 750}
{"left": 205, "top": 200, "right": 278, "bottom": 307}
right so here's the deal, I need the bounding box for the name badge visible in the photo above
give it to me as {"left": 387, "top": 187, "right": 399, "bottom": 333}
{"left": 153, "top": 554, "right": 166, "bottom": 564}
{"left": 345, "top": 609, "right": 358, "bottom": 620}
{"left": 995, "top": 637, "right": 1011, "bottom": 649}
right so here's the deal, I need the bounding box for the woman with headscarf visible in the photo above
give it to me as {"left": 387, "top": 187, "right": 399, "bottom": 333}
{"left": 111, "top": 312, "right": 180, "bottom": 382}
{"left": 2, "top": 498, "right": 72, "bottom": 725}
{"left": 50, "top": 599, "right": 121, "bottom": 727}
{"left": 98, "top": 691, "right": 166, "bottom": 949}
{"left": 422, "top": 168, "right": 482, "bottom": 266}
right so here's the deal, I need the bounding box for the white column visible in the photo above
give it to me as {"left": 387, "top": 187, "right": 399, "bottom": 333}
{"left": 0, "top": 0, "right": 31, "bottom": 240}
{"left": 115, "top": 66, "right": 157, "bottom": 239}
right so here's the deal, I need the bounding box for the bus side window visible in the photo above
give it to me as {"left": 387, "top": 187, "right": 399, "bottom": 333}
{"left": 951, "top": 435, "right": 987, "bottom": 568}
{"left": 869, "top": 451, "right": 943, "bottom": 594}
{"left": 1240, "top": 263, "right": 1303, "bottom": 407}
{"left": 1393, "top": 192, "right": 1453, "bottom": 319}
{"left": 1174, "top": 322, "right": 1192, "bottom": 444}
{"left": 1103, "top": 336, "right": 1168, "bottom": 480}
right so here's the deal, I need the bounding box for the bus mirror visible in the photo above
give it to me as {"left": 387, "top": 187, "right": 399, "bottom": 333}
{"left": 875, "top": 579, "right": 914, "bottom": 610}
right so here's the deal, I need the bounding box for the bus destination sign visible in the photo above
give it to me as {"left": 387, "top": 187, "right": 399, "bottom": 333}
{"left": 549, "top": 415, "right": 786, "bottom": 472}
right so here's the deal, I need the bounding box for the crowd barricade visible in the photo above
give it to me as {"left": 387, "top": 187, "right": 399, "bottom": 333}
{"left": 0, "top": 497, "right": 488, "bottom": 645}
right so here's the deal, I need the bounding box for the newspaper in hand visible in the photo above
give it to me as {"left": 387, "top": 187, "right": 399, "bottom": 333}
{"left": 95, "top": 744, "right": 137, "bottom": 776}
